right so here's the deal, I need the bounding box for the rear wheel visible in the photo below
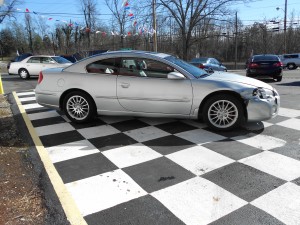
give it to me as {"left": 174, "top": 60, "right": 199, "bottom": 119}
{"left": 275, "top": 76, "right": 282, "bottom": 82}
{"left": 63, "top": 91, "right": 96, "bottom": 123}
{"left": 203, "top": 94, "right": 245, "bottom": 131}
{"left": 287, "top": 63, "right": 297, "bottom": 70}
{"left": 18, "top": 68, "right": 30, "bottom": 79}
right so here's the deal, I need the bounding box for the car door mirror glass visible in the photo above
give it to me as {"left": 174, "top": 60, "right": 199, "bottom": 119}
{"left": 167, "top": 72, "right": 185, "bottom": 79}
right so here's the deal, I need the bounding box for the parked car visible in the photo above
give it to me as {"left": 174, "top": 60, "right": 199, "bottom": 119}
{"left": 246, "top": 54, "right": 283, "bottom": 82}
{"left": 8, "top": 55, "right": 73, "bottom": 79}
{"left": 189, "top": 57, "right": 227, "bottom": 72}
{"left": 35, "top": 50, "right": 279, "bottom": 131}
{"left": 279, "top": 53, "right": 300, "bottom": 70}
{"left": 7, "top": 53, "right": 33, "bottom": 73}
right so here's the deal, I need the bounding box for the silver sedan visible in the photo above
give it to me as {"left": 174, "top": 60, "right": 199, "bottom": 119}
{"left": 35, "top": 51, "right": 280, "bottom": 131}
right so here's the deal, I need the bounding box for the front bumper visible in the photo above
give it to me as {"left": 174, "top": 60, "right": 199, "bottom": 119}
{"left": 246, "top": 93, "right": 280, "bottom": 121}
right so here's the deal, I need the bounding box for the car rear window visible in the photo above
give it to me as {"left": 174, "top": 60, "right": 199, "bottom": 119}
{"left": 253, "top": 55, "right": 279, "bottom": 61}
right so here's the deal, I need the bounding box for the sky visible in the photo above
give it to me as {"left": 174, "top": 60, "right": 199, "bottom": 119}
{"left": 1, "top": 0, "right": 300, "bottom": 30}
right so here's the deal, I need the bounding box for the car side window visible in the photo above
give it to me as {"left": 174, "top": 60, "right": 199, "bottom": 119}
{"left": 119, "top": 57, "right": 174, "bottom": 78}
{"left": 86, "top": 58, "right": 120, "bottom": 74}
{"left": 27, "top": 57, "right": 41, "bottom": 63}
{"left": 41, "top": 57, "right": 55, "bottom": 64}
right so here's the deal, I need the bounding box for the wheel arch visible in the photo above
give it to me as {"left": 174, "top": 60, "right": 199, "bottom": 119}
{"left": 198, "top": 90, "right": 248, "bottom": 120}
{"left": 59, "top": 88, "right": 97, "bottom": 112}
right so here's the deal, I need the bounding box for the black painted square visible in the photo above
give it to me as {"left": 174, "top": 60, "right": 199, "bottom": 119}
{"left": 39, "top": 130, "right": 85, "bottom": 147}
{"left": 70, "top": 118, "right": 106, "bottom": 129}
{"left": 110, "top": 119, "right": 149, "bottom": 132}
{"left": 155, "top": 121, "right": 198, "bottom": 134}
{"left": 203, "top": 139, "right": 262, "bottom": 160}
{"left": 84, "top": 195, "right": 185, "bottom": 225}
{"left": 202, "top": 162, "right": 285, "bottom": 202}
{"left": 31, "top": 116, "right": 66, "bottom": 127}
{"left": 54, "top": 153, "right": 118, "bottom": 183}
{"left": 209, "top": 204, "right": 285, "bottom": 225}
{"left": 89, "top": 133, "right": 138, "bottom": 151}
{"left": 143, "top": 135, "right": 196, "bottom": 155}
{"left": 123, "top": 157, "right": 195, "bottom": 193}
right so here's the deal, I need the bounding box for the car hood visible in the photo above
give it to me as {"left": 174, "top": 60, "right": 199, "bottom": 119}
{"left": 205, "top": 71, "right": 273, "bottom": 90}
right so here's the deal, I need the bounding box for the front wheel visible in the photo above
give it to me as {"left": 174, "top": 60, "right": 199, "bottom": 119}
{"left": 19, "top": 68, "right": 30, "bottom": 79}
{"left": 63, "top": 91, "right": 96, "bottom": 123}
{"left": 203, "top": 94, "right": 245, "bottom": 131}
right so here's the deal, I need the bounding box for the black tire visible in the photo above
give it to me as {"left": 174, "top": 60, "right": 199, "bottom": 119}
{"left": 203, "top": 94, "right": 245, "bottom": 131}
{"left": 63, "top": 91, "right": 96, "bottom": 123}
{"left": 287, "top": 63, "right": 296, "bottom": 70}
{"left": 18, "top": 68, "right": 30, "bottom": 79}
{"left": 275, "top": 76, "right": 282, "bottom": 82}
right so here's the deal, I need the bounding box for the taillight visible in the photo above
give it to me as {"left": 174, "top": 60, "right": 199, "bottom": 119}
{"left": 198, "top": 63, "right": 205, "bottom": 69}
{"left": 273, "top": 62, "right": 283, "bottom": 67}
{"left": 249, "top": 63, "right": 259, "bottom": 68}
{"left": 38, "top": 71, "right": 43, "bottom": 84}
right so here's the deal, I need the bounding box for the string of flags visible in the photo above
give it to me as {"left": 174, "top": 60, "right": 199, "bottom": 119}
{"left": 2, "top": 1, "right": 156, "bottom": 37}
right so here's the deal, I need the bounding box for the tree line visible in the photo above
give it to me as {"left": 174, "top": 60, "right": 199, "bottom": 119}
{"left": 1, "top": 0, "right": 300, "bottom": 63}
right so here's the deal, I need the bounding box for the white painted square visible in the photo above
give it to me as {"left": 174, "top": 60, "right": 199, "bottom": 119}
{"left": 66, "top": 169, "right": 147, "bottom": 216}
{"left": 277, "top": 118, "right": 300, "bottom": 131}
{"left": 16, "top": 91, "right": 35, "bottom": 96}
{"left": 27, "top": 110, "right": 60, "bottom": 121}
{"left": 175, "top": 129, "right": 225, "bottom": 145}
{"left": 124, "top": 126, "right": 170, "bottom": 142}
{"left": 22, "top": 103, "right": 43, "bottom": 110}
{"left": 251, "top": 182, "right": 300, "bottom": 225}
{"left": 78, "top": 125, "right": 120, "bottom": 139}
{"left": 46, "top": 140, "right": 99, "bottom": 163}
{"left": 233, "top": 134, "right": 286, "bottom": 151}
{"left": 103, "top": 143, "right": 162, "bottom": 168}
{"left": 99, "top": 116, "right": 133, "bottom": 124}
{"left": 240, "top": 151, "right": 300, "bottom": 181}
{"left": 278, "top": 107, "right": 300, "bottom": 118}
{"left": 152, "top": 177, "right": 247, "bottom": 225}
{"left": 138, "top": 118, "right": 175, "bottom": 126}
{"left": 167, "top": 146, "right": 234, "bottom": 176}
{"left": 262, "top": 121, "right": 274, "bottom": 128}
{"left": 35, "top": 123, "right": 74, "bottom": 136}
{"left": 18, "top": 96, "right": 36, "bottom": 102}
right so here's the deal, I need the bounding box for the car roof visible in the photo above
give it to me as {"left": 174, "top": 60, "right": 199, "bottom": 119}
{"left": 88, "top": 50, "right": 172, "bottom": 59}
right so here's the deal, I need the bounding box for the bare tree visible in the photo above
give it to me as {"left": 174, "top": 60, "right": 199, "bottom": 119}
{"left": 79, "top": 0, "right": 98, "bottom": 49}
{"left": 24, "top": 12, "right": 34, "bottom": 53}
{"left": 0, "top": 0, "right": 21, "bottom": 24}
{"left": 157, "top": 0, "right": 247, "bottom": 60}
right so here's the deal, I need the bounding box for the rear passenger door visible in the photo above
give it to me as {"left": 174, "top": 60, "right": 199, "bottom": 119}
{"left": 25, "top": 57, "right": 43, "bottom": 75}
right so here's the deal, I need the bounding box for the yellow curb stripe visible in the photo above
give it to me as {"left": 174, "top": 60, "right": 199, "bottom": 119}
{"left": 13, "top": 91, "right": 87, "bottom": 225}
{"left": 0, "top": 74, "right": 4, "bottom": 94}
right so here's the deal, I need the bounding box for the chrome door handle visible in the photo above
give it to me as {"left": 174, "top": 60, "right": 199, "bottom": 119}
{"left": 121, "top": 83, "right": 130, "bottom": 88}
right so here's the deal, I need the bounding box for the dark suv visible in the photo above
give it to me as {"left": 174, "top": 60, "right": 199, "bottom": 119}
{"left": 246, "top": 54, "right": 283, "bottom": 82}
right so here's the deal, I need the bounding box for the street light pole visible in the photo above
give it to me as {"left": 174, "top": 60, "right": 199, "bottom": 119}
{"left": 152, "top": 0, "right": 158, "bottom": 52}
{"left": 284, "top": 0, "right": 287, "bottom": 53}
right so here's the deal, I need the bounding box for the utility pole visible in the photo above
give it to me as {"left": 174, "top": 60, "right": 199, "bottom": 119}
{"left": 152, "top": 0, "right": 158, "bottom": 52}
{"left": 234, "top": 11, "right": 238, "bottom": 70}
{"left": 284, "top": 0, "right": 287, "bottom": 53}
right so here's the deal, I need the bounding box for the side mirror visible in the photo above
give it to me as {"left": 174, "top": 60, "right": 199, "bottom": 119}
{"left": 167, "top": 72, "right": 185, "bottom": 80}
{"left": 204, "top": 68, "right": 214, "bottom": 74}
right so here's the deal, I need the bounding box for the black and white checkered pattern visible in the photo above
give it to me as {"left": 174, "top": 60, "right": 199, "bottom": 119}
{"left": 17, "top": 91, "right": 300, "bottom": 225}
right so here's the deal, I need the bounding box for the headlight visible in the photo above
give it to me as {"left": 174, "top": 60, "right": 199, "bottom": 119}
{"left": 252, "top": 87, "right": 273, "bottom": 99}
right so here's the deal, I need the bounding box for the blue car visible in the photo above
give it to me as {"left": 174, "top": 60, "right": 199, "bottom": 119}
{"left": 190, "top": 57, "right": 227, "bottom": 72}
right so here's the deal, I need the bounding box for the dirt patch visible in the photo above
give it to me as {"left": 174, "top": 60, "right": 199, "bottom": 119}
{"left": 0, "top": 94, "right": 46, "bottom": 224}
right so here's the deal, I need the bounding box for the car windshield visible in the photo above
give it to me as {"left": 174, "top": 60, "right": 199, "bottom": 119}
{"left": 190, "top": 58, "right": 208, "bottom": 63}
{"left": 253, "top": 55, "right": 279, "bottom": 61}
{"left": 165, "top": 56, "right": 208, "bottom": 78}
{"left": 52, "top": 56, "right": 72, "bottom": 64}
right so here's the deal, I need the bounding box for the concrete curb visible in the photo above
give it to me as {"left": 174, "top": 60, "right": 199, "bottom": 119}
{"left": 12, "top": 92, "right": 87, "bottom": 225}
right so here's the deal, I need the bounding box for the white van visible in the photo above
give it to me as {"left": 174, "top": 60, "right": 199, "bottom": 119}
{"left": 280, "top": 53, "right": 300, "bottom": 70}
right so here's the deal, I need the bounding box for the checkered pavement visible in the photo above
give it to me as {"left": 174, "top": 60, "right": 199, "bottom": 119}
{"left": 16, "top": 91, "right": 300, "bottom": 225}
